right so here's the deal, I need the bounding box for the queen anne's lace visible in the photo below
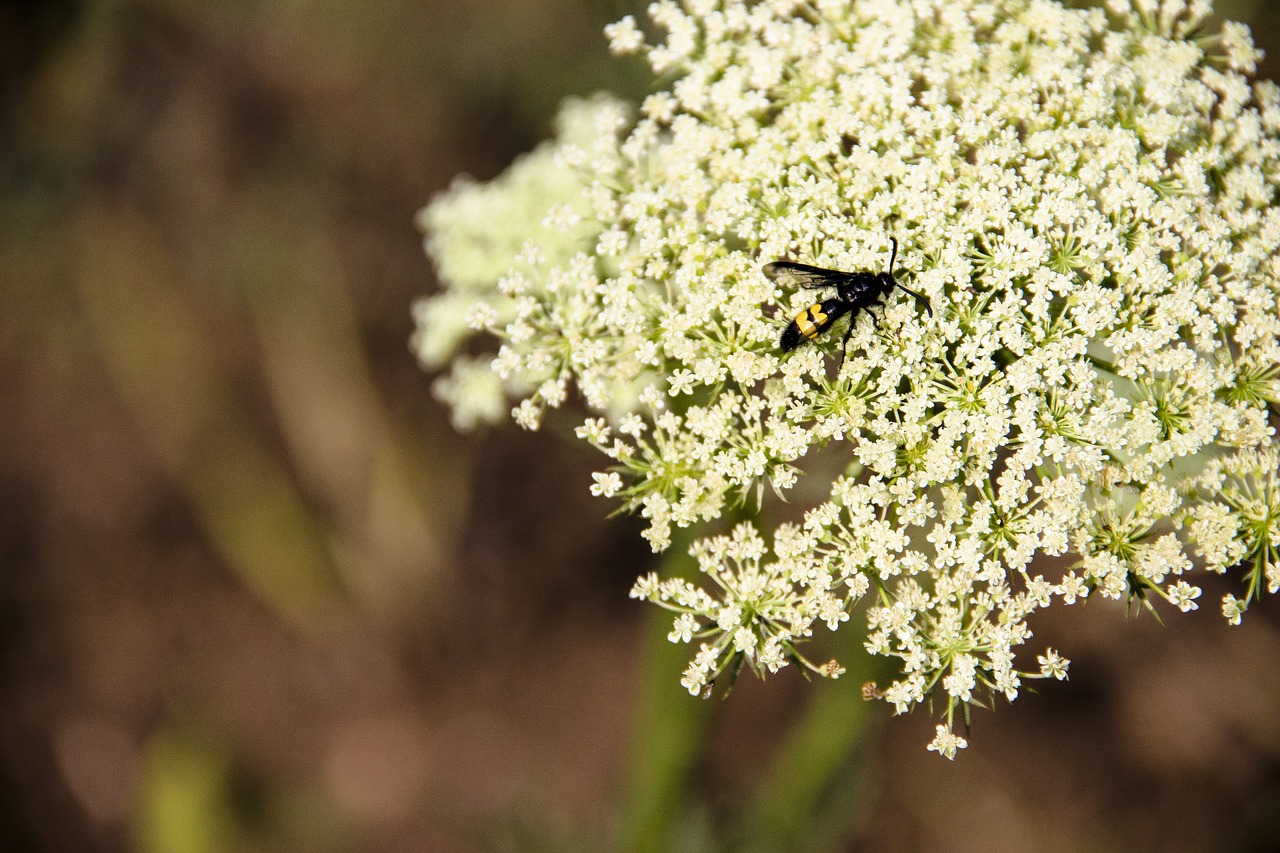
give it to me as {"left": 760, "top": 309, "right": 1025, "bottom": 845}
{"left": 415, "top": 0, "right": 1280, "bottom": 755}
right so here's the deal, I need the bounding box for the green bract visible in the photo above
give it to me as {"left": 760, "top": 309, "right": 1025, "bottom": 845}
{"left": 415, "top": 0, "right": 1280, "bottom": 756}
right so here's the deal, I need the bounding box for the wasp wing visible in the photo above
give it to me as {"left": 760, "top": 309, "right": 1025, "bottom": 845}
{"left": 761, "top": 260, "right": 843, "bottom": 290}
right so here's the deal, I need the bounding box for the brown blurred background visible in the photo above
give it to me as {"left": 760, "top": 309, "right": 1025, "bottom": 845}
{"left": 4, "top": 1, "right": 1280, "bottom": 851}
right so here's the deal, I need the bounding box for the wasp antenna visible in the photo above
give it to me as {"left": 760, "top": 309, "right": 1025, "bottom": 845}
{"left": 896, "top": 282, "right": 933, "bottom": 317}
{"left": 888, "top": 236, "right": 898, "bottom": 276}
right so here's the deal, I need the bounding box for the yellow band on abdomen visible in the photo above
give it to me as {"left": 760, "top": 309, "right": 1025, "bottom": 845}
{"left": 794, "top": 305, "right": 828, "bottom": 340}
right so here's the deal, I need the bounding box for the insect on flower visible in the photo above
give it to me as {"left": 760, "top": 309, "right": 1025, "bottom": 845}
{"left": 764, "top": 237, "right": 933, "bottom": 366}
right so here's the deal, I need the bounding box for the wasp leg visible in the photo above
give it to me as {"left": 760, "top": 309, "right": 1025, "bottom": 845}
{"left": 837, "top": 315, "right": 858, "bottom": 370}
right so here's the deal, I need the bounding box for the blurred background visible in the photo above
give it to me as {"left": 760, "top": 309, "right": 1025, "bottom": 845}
{"left": 4, "top": 0, "right": 1280, "bottom": 851}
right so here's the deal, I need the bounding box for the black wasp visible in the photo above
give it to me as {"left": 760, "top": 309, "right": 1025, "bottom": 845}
{"left": 763, "top": 237, "right": 932, "bottom": 366}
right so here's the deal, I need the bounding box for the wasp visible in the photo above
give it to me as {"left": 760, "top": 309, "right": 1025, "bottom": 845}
{"left": 763, "top": 237, "right": 932, "bottom": 366}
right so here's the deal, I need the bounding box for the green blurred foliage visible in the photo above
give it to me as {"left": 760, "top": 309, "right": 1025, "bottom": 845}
{"left": 2, "top": 0, "right": 649, "bottom": 850}
{"left": 136, "top": 726, "right": 236, "bottom": 853}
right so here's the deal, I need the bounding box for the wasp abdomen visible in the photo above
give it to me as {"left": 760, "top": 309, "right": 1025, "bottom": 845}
{"left": 781, "top": 304, "right": 827, "bottom": 350}
{"left": 780, "top": 299, "right": 847, "bottom": 351}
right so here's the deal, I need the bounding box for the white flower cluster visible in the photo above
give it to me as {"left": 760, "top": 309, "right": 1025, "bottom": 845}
{"left": 415, "top": 0, "right": 1280, "bottom": 755}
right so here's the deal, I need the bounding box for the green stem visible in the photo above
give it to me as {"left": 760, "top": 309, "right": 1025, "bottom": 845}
{"left": 613, "top": 534, "right": 716, "bottom": 853}
{"left": 734, "top": 632, "right": 893, "bottom": 852}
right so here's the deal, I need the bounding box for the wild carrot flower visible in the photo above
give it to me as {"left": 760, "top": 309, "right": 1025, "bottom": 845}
{"left": 415, "top": 0, "right": 1280, "bottom": 755}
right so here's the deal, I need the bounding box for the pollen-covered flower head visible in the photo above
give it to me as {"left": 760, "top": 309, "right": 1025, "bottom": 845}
{"left": 416, "top": 0, "right": 1280, "bottom": 754}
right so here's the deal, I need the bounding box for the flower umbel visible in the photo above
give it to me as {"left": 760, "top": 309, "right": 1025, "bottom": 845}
{"left": 633, "top": 523, "right": 849, "bottom": 696}
{"left": 416, "top": 0, "right": 1280, "bottom": 755}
